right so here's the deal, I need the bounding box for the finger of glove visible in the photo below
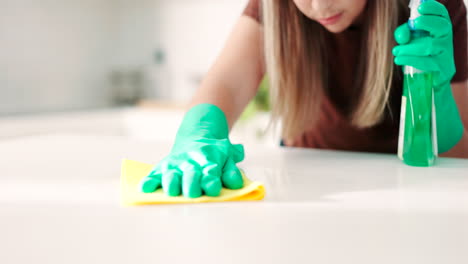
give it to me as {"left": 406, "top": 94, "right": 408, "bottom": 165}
{"left": 140, "top": 172, "right": 162, "bottom": 193}
{"left": 180, "top": 161, "right": 203, "bottom": 198}
{"left": 230, "top": 144, "right": 245, "bottom": 163}
{"left": 394, "top": 55, "right": 439, "bottom": 72}
{"left": 395, "top": 23, "right": 411, "bottom": 45}
{"left": 181, "top": 170, "right": 203, "bottom": 199}
{"left": 200, "top": 162, "right": 222, "bottom": 197}
{"left": 222, "top": 158, "right": 244, "bottom": 190}
{"left": 418, "top": 0, "right": 450, "bottom": 19}
{"left": 414, "top": 16, "right": 451, "bottom": 38}
{"left": 139, "top": 163, "right": 163, "bottom": 193}
{"left": 162, "top": 169, "right": 182, "bottom": 197}
{"left": 392, "top": 38, "right": 441, "bottom": 57}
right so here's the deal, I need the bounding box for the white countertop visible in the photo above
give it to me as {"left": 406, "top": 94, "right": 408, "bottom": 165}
{"left": 1, "top": 134, "right": 468, "bottom": 264}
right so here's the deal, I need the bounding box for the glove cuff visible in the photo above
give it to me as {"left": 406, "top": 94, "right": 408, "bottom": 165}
{"left": 434, "top": 84, "right": 464, "bottom": 153}
{"left": 176, "top": 104, "right": 230, "bottom": 140}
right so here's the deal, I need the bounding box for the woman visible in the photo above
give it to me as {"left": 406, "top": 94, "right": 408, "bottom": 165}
{"left": 140, "top": 0, "right": 468, "bottom": 198}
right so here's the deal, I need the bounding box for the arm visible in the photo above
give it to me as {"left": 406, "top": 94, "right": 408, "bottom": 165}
{"left": 189, "top": 16, "right": 265, "bottom": 129}
{"left": 140, "top": 16, "right": 266, "bottom": 198}
{"left": 440, "top": 80, "right": 468, "bottom": 158}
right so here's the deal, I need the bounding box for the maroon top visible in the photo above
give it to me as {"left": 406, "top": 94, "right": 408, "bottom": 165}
{"left": 243, "top": 0, "right": 468, "bottom": 153}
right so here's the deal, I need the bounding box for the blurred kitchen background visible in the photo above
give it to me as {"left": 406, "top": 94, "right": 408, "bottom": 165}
{"left": 0, "top": 0, "right": 277, "bottom": 146}
{"left": 2, "top": 0, "right": 466, "bottom": 147}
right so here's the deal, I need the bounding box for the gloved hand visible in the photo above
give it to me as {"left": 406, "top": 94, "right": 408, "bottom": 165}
{"left": 392, "top": 0, "right": 463, "bottom": 153}
{"left": 139, "top": 104, "right": 244, "bottom": 198}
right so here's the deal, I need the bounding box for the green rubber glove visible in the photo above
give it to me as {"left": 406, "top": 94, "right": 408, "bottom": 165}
{"left": 139, "top": 104, "right": 245, "bottom": 198}
{"left": 392, "top": 0, "right": 463, "bottom": 153}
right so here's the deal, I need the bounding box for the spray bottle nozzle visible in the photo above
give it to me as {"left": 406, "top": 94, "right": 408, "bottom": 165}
{"left": 408, "top": 0, "right": 429, "bottom": 35}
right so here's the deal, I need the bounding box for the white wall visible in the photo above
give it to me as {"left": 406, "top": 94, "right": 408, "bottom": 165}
{"left": 113, "top": 0, "right": 157, "bottom": 69}
{"left": 153, "top": 0, "right": 249, "bottom": 102}
{"left": 0, "top": 0, "right": 118, "bottom": 115}
{"left": 0, "top": 0, "right": 249, "bottom": 114}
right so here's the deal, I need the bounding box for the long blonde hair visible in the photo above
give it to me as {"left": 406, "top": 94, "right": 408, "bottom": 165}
{"left": 262, "top": 0, "right": 409, "bottom": 140}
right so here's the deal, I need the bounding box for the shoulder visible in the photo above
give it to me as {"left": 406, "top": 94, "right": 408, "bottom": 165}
{"left": 242, "top": 0, "right": 261, "bottom": 23}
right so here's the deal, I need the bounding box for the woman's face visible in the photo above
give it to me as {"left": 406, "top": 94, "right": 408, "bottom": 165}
{"left": 293, "top": 0, "right": 368, "bottom": 33}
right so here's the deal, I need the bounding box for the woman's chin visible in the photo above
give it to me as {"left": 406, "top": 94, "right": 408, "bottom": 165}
{"left": 322, "top": 21, "right": 354, "bottom": 34}
{"left": 323, "top": 25, "right": 345, "bottom": 33}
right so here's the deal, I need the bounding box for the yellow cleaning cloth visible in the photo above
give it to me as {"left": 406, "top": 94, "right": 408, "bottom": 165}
{"left": 120, "top": 159, "right": 265, "bottom": 206}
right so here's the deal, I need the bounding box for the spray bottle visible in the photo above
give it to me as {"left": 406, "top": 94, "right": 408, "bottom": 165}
{"left": 397, "top": 0, "right": 437, "bottom": 167}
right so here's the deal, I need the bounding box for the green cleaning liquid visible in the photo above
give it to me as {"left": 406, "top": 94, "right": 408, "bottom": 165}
{"left": 398, "top": 70, "right": 437, "bottom": 166}
{"left": 397, "top": 0, "right": 437, "bottom": 167}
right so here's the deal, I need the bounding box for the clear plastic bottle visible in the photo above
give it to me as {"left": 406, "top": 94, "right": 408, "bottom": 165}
{"left": 397, "top": 0, "right": 437, "bottom": 167}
